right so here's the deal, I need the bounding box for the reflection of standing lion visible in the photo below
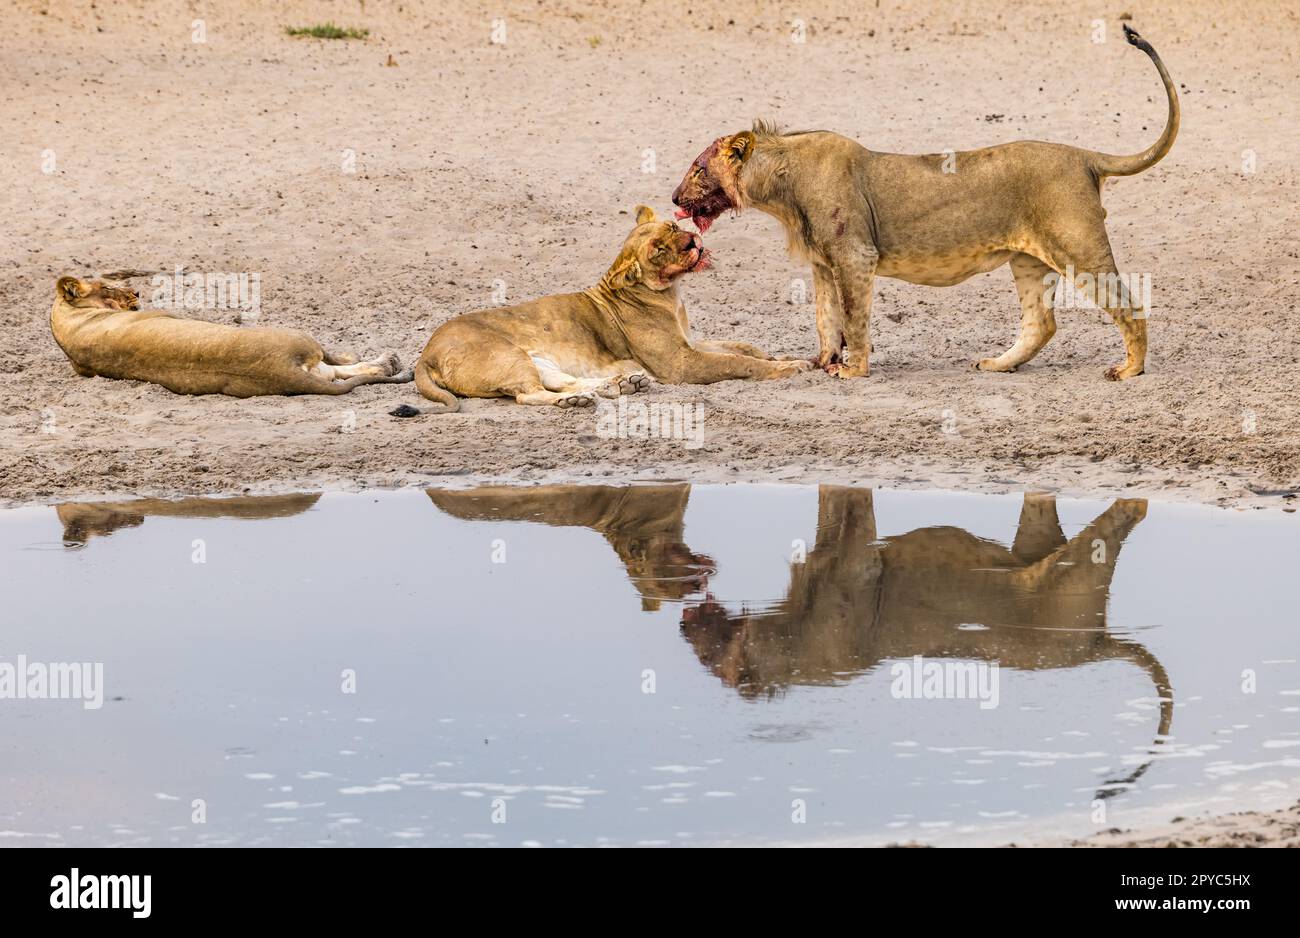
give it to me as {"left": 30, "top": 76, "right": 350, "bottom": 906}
{"left": 680, "top": 489, "right": 1158, "bottom": 699}
{"left": 679, "top": 489, "right": 1167, "bottom": 797}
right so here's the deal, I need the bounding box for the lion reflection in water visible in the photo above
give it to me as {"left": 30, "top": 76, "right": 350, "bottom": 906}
{"left": 55, "top": 494, "right": 322, "bottom": 545}
{"left": 426, "top": 485, "right": 713, "bottom": 611}
{"left": 427, "top": 483, "right": 1170, "bottom": 796}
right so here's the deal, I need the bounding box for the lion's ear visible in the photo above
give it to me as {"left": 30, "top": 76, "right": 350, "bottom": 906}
{"left": 729, "top": 131, "right": 756, "bottom": 164}
{"left": 607, "top": 257, "right": 642, "bottom": 290}
{"left": 56, "top": 277, "right": 86, "bottom": 301}
{"left": 634, "top": 205, "right": 656, "bottom": 226}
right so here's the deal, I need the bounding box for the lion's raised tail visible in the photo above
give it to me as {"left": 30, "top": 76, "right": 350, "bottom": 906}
{"left": 1090, "top": 24, "right": 1180, "bottom": 178}
{"left": 389, "top": 358, "right": 460, "bottom": 416}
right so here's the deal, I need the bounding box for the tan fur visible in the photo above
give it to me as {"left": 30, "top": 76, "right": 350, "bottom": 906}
{"left": 50, "top": 277, "right": 413, "bottom": 397}
{"left": 677, "top": 488, "right": 1167, "bottom": 798}
{"left": 671, "top": 25, "right": 1178, "bottom": 381}
{"left": 423, "top": 481, "right": 1167, "bottom": 797}
{"left": 427, "top": 484, "right": 711, "bottom": 610}
{"left": 56, "top": 494, "right": 322, "bottom": 545}
{"left": 394, "top": 206, "right": 812, "bottom": 415}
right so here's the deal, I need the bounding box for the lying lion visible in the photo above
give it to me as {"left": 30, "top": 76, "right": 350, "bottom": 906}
{"left": 51, "top": 276, "right": 412, "bottom": 397}
{"left": 670, "top": 24, "right": 1178, "bottom": 381}
{"left": 56, "top": 493, "right": 322, "bottom": 545}
{"left": 390, "top": 205, "right": 811, "bottom": 415}
{"left": 426, "top": 484, "right": 713, "bottom": 611}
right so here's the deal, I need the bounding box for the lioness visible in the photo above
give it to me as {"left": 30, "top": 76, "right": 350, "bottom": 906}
{"left": 670, "top": 25, "right": 1178, "bottom": 381}
{"left": 426, "top": 484, "right": 713, "bottom": 611}
{"left": 56, "top": 493, "right": 322, "bottom": 545}
{"left": 51, "top": 276, "right": 412, "bottom": 397}
{"left": 680, "top": 489, "right": 1157, "bottom": 699}
{"left": 389, "top": 205, "right": 811, "bottom": 415}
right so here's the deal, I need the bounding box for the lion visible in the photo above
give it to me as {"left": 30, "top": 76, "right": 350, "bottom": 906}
{"left": 51, "top": 276, "right": 413, "bottom": 397}
{"left": 677, "top": 488, "right": 1168, "bottom": 798}
{"left": 389, "top": 205, "right": 812, "bottom": 416}
{"left": 423, "top": 481, "right": 1169, "bottom": 795}
{"left": 670, "top": 24, "right": 1178, "bottom": 381}
{"left": 425, "top": 483, "right": 713, "bottom": 611}
{"left": 55, "top": 493, "right": 322, "bottom": 545}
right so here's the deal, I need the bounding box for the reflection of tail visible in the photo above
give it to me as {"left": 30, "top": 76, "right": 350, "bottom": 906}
{"left": 1094, "top": 638, "right": 1174, "bottom": 800}
{"left": 390, "top": 359, "right": 459, "bottom": 416}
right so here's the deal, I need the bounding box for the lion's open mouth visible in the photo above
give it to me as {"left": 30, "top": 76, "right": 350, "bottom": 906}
{"left": 673, "top": 192, "right": 733, "bottom": 234}
{"left": 687, "top": 247, "right": 713, "bottom": 271}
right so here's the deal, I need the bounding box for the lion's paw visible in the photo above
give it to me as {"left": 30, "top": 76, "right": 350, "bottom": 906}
{"left": 1104, "top": 364, "right": 1144, "bottom": 381}
{"left": 557, "top": 391, "right": 596, "bottom": 408}
{"left": 776, "top": 360, "right": 815, "bottom": 378}
{"left": 619, "top": 373, "right": 653, "bottom": 394}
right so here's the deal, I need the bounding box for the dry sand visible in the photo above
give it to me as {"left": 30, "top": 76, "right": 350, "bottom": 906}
{"left": 1049, "top": 799, "right": 1300, "bottom": 848}
{"left": 1, "top": 0, "right": 1298, "bottom": 845}
{"left": 1, "top": 0, "right": 1297, "bottom": 509}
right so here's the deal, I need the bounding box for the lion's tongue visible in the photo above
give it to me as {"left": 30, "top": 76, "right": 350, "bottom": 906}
{"left": 673, "top": 208, "right": 691, "bottom": 220}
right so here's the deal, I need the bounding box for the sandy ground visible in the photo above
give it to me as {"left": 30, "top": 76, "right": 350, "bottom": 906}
{"left": 1053, "top": 799, "right": 1300, "bottom": 847}
{"left": 0, "top": 0, "right": 1297, "bottom": 509}
{"left": 1, "top": 1, "right": 1298, "bottom": 846}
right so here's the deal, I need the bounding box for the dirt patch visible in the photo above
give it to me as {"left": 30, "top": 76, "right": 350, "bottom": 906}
{"left": 2, "top": 0, "right": 1297, "bottom": 512}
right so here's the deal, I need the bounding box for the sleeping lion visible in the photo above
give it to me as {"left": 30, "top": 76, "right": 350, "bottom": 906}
{"left": 51, "top": 276, "right": 412, "bottom": 397}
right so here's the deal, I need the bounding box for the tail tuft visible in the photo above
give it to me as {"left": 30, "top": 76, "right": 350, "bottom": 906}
{"left": 1122, "top": 23, "right": 1151, "bottom": 53}
{"left": 389, "top": 404, "right": 422, "bottom": 418}
{"left": 1090, "top": 24, "right": 1179, "bottom": 178}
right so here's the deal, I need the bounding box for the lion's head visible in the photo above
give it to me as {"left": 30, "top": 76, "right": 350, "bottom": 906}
{"left": 604, "top": 205, "right": 712, "bottom": 291}
{"left": 670, "top": 130, "right": 755, "bottom": 234}
{"left": 56, "top": 277, "right": 140, "bottom": 311}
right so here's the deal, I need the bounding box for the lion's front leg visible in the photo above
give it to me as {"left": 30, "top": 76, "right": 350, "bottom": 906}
{"left": 694, "top": 339, "right": 772, "bottom": 360}
{"left": 812, "top": 263, "right": 846, "bottom": 371}
{"left": 828, "top": 248, "right": 878, "bottom": 378}
{"left": 662, "top": 349, "right": 813, "bottom": 384}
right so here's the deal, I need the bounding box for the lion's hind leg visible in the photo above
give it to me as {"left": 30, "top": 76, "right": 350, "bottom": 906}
{"left": 1035, "top": 211, "right": 1148, "bottom": 380}
{"left": 528, "top": 356, "right": 614, "bottom": 403}
{"left": 323, "top": 353, "right": 404, "bottom": 379}
{"left": 977, "top": 254, "right": 1057, "bottom": 373}
{"left": 572, "top": 358, "right": 653, "bottom": 396}
{"left": 460, "top": 350, "right": 591, "bottom": 408}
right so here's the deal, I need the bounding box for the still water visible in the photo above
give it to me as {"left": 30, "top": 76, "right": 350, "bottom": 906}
{"left": 1, "top": 484, "right": 1297, "bottom": 846}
